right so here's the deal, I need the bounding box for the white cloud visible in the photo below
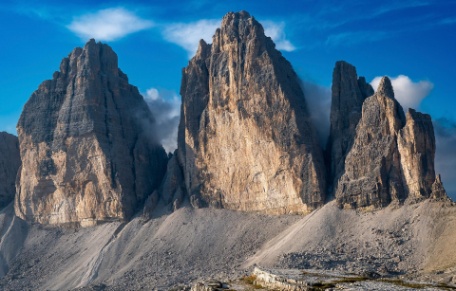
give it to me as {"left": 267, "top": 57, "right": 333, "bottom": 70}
{"left": 370, "top": 75, "right": 433, "bottom": 110}
{"left": 163, "top": 19, "right": 296, "bottom": 58}
{"left": 262, "top": 21, "right": 296, "bottom": 52}
{"left": 143, "top": 88, "right": 181, "bottom": 153}
{"left": 145, "top": 88, "right": 159, "bottom": 101}
{"left": 163, "top": 19, "right": 220, "bottom": 57}
{"left": 67, "top": 8, "right": 153, "bottom": 41}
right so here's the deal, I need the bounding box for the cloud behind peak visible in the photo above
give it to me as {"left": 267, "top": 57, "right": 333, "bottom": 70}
{"left": 371, "top": 75, "right": 433, "bottom": 111}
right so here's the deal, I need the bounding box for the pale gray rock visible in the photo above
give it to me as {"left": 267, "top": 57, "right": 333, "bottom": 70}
{"left": 336, "top": 77, "right": 406, "bottom": 209}
{"left": 177, "top": 11, "right": 326, "bottom": 214}
{"left": 431, "top": 174, "right": 448, "bottom": 200}
{"left": 159, "top": 152, "right": 186, "bottom": 211}
{"left": 398, "top": 109, "right": 436, "bottom": 199}
{"left": 335, "top": 76, "right": 447, "bottom": 208}
{"left": 0, "top": 132, "right": 20, "bottom": 208}
{"left": 326, "top": 61, "right": 373, "bottom": 194}
{"left": 142, "top": 190, "right": 159, "bottom": 219}
{"left": 15, "top": 39, "right": 168, "bottom": 226}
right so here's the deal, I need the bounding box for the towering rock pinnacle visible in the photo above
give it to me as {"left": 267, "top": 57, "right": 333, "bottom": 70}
{"left": 335, "top": 76, "right": 446, "bottom": 208}
{"left": 336, "top": 76, "right": 406, "bottom": 208}
{"left": 15, "top": 39, "right": 168, "bottom": 226}
{"left": 326, "top": 61, "right": 374, "bottom": 194}
{"left": 0, "top": 132, "right": 20, "bottom": 208}
{"left": 176, "top": 11, "right": 326, "bottom": 214}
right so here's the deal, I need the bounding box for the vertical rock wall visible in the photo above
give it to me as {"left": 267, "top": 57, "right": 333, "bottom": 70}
{"left": 15, "top": 39, "right": 167, "bottom": 226}
{"left": 177, "top": 11, "right": 326, "bottom": 214}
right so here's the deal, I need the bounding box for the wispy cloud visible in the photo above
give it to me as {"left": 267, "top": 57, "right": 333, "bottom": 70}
{"left": 67, "top": 8, "right": 153, "bottom": 41}
{"left": 163, "top": 18, "right": 296, "bottom": 57}
{"left": 374, "top": 1, "right": 430, "bottom": 16}
{"left": 439, "top": 17, "right": 456, "bottom": 25}
{"left": 163, "top": 19, "right": 220, "bottom": 57}
{"left": 262, "top": 21, "right": 296, "bottom": 52}
{"left": 143, "top": 88, "right": 180, "bottom": 153}
{"left": 300, "top": 81, "right": 331, "bottom": 147}
{"left": 325, "top": 31, "right": 388, "bottom": 47}
{"left": 370, "top": 75, "right": 433, "bottom": 111}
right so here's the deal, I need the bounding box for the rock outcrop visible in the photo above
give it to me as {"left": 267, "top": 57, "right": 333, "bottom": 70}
{"left": 336, "top": 77, "right": 406, "bottom": 208}
{"left": 336, "top": 77, "right": 446, "bottom": 208}
{"left": 431, "top": 175, "right": 448, "bottom": 199}
{"left": 159, "top": 151, "right": 185, "bottom": 212}
{"left": 177, "top": 11, "right": 326, "bottom": 214}
{"left": 15, "top": 39, "right": 168, "bottom": 226}
{"left": 398, "top": 109, "right": 436, "bottom": 199}
{"left": 0, "top": 132, "right": 20, "bottom": 208}
{"left": 326, "top": 61, "right": 374, "bottom": 194}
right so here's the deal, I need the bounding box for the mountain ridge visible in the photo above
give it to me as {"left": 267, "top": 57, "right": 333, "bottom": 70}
{"left": 0, "top": 10, "right": 452, "bottom": 290}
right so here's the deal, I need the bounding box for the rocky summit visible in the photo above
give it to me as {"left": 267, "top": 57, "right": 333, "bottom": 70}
{"left": 335, "top": 76, "right": 443, "bottom": 209}
{"left": 0, "top": 132, "right": 20, "bottom": 208}
{"left": 326, "top": 61, "right": 374, "bottom": 195}
{"left": 12, "top": 14, "right": 448, "bottom": 225}
{"left": 15, "top": 39, "right": 168, "bottom": 226}
{"left": 176, "top": 11, "right": 326, "bottom": 214}
{"left": 0, "top": 10, "right": 453, "bottom": 291}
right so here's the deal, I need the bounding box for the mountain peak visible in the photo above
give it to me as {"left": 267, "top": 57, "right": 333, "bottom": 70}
{"left": 377, "top": 76, "right": 395, "bottom": 98}
{"left": 223, "top": 10, "right": 252, "bottom": 19}
{"left": 15, "top": 39, "right": 167, "bottom": 226}
{"left": 176, "top": 10, "right": 326, "bottom": 214}
{"left": 214, "top": 11, "right": 265, "bottom": 47}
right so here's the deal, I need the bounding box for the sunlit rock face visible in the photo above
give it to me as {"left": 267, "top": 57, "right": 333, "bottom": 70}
{"left": 177, "top": 11, "right": 326, "bottom": 214}
{"left": 335, "top": 76, "right": 446, "bottom": 209}
{"left": 15, "top": 39, "right": 167, "bottom": 226}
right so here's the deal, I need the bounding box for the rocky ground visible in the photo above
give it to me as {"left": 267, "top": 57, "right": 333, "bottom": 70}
{"left": 0, "top": 199, "right": 456, "bottom": 290}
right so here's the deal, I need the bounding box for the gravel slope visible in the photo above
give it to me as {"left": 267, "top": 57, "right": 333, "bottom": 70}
{"left": 0, "top": 200, "right": 455, "bottom": 289}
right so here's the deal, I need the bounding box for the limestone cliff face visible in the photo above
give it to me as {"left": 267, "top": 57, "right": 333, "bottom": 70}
{"left": 335, "top": 77, "right": 446, "bottom": 208}
{"left": 336, "top": 77, "right": 406, "bottom": 208}
{"left": 398, "top": 109, "right": 436, "bottom": 199}
{"left": 326, "top": 61, "right": 373, "bottom": 194}
{"left": 15, "top": 39, "right": 168, "bottom": 226}
{"left": 177, "top": 11, "right": 326, "bottom": 214}
{"left": 0, "top": 132, "right": 20, "bottom": 208}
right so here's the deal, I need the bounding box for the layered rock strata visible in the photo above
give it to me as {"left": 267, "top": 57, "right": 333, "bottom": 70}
{"left": 15, "top": 39, "right": 167, "bottom": 225}
{"left": 326, "top": 61, "right": 374, "bottom": 194}
{"left": 335, "top": 77, "right": 446, "bottom": 208}
{"left": 177, "top": 11, "right": 326, "bottom": 214}
{"left": 0, "top": 132, "right": 21, "bottom": 208}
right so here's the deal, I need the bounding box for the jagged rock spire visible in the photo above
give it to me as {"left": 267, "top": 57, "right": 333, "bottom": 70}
{"left": 335, "top": 71, "right": 446, "bottom": 208}
{"left": 377, "top": 76, "right": 395, "bottom": 99}
{"left": 326, "top": 61, "right": 373, "bottom": 195}
{"left": 175, "top": 11, "right": 326, "bottom": 214}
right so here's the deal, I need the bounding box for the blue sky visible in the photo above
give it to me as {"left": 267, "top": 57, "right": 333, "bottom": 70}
{"left": 1, "top": 0, "right": 455, "bottom": 196}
